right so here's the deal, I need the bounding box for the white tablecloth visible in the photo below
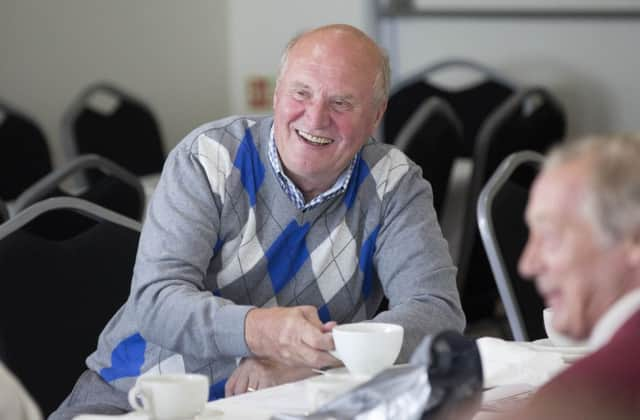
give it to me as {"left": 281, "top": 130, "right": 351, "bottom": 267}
{"left": 76, "top": 335, "right": 593, "bottom": 420}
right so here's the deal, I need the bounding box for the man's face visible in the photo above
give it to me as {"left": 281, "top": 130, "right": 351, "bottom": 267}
{"left": 272, "top": 31, "right": 385, "bottom": 192}
{"left": 518, "top": 159, "right": 631, "bottom": 339}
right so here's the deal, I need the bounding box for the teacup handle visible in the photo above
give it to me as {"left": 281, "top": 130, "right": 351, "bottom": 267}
{"left": 128, "top": 386, "right": 150, "bottom": 412}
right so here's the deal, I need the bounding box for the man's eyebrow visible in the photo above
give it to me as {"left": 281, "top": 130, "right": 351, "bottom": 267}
{"left": 331, "top": 94, "right": 357, "bottom": 103}
{"left": 289, "top": 82, "right": 310, "bottom": 90}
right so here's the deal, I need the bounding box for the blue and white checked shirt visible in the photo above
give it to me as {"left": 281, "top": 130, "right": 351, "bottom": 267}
{"left": 268, "top": 124, "right": 358, "bottom": 211}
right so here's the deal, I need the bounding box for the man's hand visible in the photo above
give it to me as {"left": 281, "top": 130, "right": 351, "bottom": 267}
{"left": 244, "top": 305, "right": 340, "bottom": 368}
{"left": 224, "top": 358, "right": 317, "bottom": 397}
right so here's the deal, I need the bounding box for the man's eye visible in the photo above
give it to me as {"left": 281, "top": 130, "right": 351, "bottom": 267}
{"left": 293, "top": 90, "right": 308, "bottom": 100}
{"left": 332, "top": 100, "right": 352, "bottom": 111}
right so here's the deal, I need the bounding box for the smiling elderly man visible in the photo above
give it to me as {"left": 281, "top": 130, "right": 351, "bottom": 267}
{"left": 49, "top": 24, "right": 464, "bottom": 420}
{"left": 492, "top": 133, "right": 640, "bottom": 420}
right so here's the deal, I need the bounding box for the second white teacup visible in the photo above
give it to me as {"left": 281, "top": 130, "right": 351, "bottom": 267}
{"left": 331, "top": 322, "right": 403, "bottom": 377}
{"left": 128, "top": 373, "right": 209, "bottom": 420}
{"left": 543, "top": 307, "right": 585, "bottom": 347}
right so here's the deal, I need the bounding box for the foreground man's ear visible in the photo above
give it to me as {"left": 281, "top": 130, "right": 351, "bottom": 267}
{"left": 625, "top": 230, "right": 640, "bottom": 267}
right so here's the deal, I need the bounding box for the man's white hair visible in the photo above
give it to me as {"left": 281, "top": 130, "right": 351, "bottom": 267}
{"left": 545, "top": 132, "right": 640, "bottom": 244}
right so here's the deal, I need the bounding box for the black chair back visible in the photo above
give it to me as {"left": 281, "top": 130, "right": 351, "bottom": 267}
{"left": 62, "top": 82, "right": 165, "bottom": 179}
{"left": 457, "top": 87, "right": 565, "bottom": 323}
{"left": 0, "top": 198, "right": 8, "bottom": 224}
{"left": 392, "top": 97, "right": 463, "bottom": 215}
{"left": 383, "top": 58, "right": 515, "bottom": 156}
{"left": 14, "top": 154, "right": 146, "bottom": 221}
{"left": 477, "top": 151, "right": 546, "bottom": 340}
{"left": 0, "top": 197, "right": 140, "bottom": 415}
{"left": 0, "top": 101, "right": 52, "bottom": 200}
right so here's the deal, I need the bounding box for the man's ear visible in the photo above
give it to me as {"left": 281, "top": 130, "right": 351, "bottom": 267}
{"left": 625, "top": 230, "right": 640, "bottom": 266}
{"left": 272, "top": 79, "right": 281, "bottom": 110}
{"left": 373, "top": 100, "right": 388, "bottom": 129}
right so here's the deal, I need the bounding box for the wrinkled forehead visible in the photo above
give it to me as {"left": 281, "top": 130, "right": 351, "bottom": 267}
{"left": 286, "top": 29, "right": 381, "bottom": 79}
{"left": 526, "top": 161, "right": 590, "bottom": 223}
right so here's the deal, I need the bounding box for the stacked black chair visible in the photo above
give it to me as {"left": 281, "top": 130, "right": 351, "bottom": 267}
{"left": 392, "top": 97, "right": 463, "bottom": 216}
{"left": 383, "top": 58, "right": 515, "bottom": 156}
{"left": 13, "top": 154, "right": 146, "bottom": 221}
{"left": 457, "top": 87, "right": 566, "bottom": 325}
{"left": 375, "top": 97, "right": 463, "bottom": 315}
{"left": 62, "top": 82, "right": 165, "bottom": 181}
{"left": 0, "top": 100, "right": 53, "bottom": 201}
{"left": 477, "top": 151, "right": 547, "bottom": 341}
{"left": 0, "top": 197, "right": 141, "bottom": 416}
{"left": 384, "top": 60, "right": 567, "bottom": 328}
{"left": 0, "top": 198, "right": 8, "bottom": 224}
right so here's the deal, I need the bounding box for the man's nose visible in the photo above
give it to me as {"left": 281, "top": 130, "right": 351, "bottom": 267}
{"left": 306, "top": 100, "right": 330, "bottom": 128}
{"left": 518, "top": 239, "right": 538, "bottom": 280}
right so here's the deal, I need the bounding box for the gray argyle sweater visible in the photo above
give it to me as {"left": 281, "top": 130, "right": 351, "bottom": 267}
{"left": 86, "top": 115, "right": 464, "bottom": 400}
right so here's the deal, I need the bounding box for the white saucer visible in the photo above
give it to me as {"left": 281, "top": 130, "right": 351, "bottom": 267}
{"left": 321, "top": 367, "right": 350, "bottom": 376}
{"left": 521, "top": 339, "right": 592, "bottom": 363}
{"left": 195, "top": 407, "right": 225, "bottom": 419}
{"left": 320, "top": 367, "right": 371, "bottom": 381}
{"left": 527, "top": 338, "right": 591, "bottom": 355}
{"left": 73, "top": 413, "right": 149, "bottom": 420}
{"left": 320, "top": 364, "right": 409, "bottom": 380}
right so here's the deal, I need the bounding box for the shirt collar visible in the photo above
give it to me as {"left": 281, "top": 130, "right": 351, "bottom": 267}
{"left": 588, "top": 288, "right": 640, "bottom": 349}
{"left": 268, "top": 124, "right": 359, "bottom": 211}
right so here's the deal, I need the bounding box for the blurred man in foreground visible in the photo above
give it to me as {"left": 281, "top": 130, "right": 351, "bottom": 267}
{"left": 503, "top": 133, "right": 640, "bottom": 419}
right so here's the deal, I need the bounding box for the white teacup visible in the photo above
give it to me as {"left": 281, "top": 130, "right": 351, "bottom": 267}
{"left": 128, "top": 373, "right": 209, "bottom": 420}
{"left": 543, "top": 307, "right": 585, "bottom": 347}
{"left": 331, "top": 322, "right": 403, "bottom": 377}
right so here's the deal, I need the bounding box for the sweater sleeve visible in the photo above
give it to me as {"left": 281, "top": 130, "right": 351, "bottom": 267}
{"left": 372, "top": 155, "right": 466, "bottom": 363}
{"left": 130, "top": 132, "right": 254, "bottom": 361}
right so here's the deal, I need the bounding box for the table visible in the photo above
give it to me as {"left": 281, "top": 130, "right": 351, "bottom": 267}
{"left": 202, "top": 371, "right": 536, "bottom": 419}
{"left": 201, "top": 334, "right": 585, "bottom": 419}
{"left": 100, "top": 334, "right": 587, "bottom": 419}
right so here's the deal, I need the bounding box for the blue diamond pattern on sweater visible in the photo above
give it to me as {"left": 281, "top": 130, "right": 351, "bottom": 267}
{"left": 209, "top": 378, "right": 227, "bottom": 401}
{"left": 360, "top": 225, "right": 381, "bottom": 298}
{"left": 344, "top": 156, "right": 369, "bottom": 210}
{"left": 318, "top": 305, "right": 331, "bottom": 323}
{"left": 233, "top": 129, "right": 265, "bottom": 207}
{"left": 267, "top": 220, "right": 311, "bottom": 294}
{"left": 99, "top": 333, "right": 146, "bottom": 382}
{"left": 213, "top": 237, "right": 224, "bottom": 256}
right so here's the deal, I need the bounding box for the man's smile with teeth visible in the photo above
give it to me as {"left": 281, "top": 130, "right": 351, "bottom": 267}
{"left": 296, "top": 129, "right": 333, "bottom": 145}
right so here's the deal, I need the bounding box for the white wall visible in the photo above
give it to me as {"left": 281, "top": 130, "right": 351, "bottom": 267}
{"left": 379, "top": 16, "right": 640, "bottom": 138}
{"left": 2, "top": 1, "right": 638, "bottom": 170}
{"left": 0, "top": 0, "right": 372, "bottom": 168}
{"left": 0, "top": 0, "right": 229, "bottom": 166}
{"left": 226, "top": 0, "right": 372, "bottom": 115}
